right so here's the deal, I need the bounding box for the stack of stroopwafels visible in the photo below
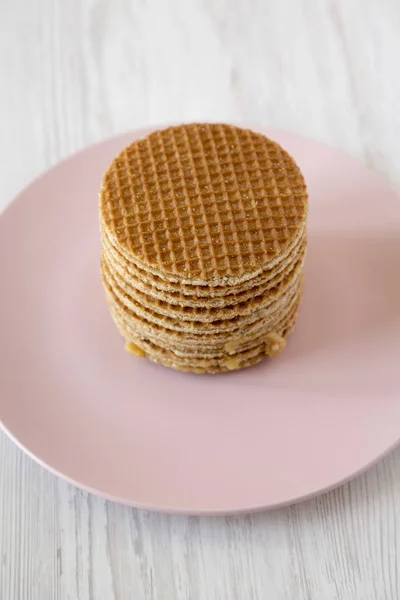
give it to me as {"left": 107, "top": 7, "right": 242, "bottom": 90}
{"left": 99, "top": 123, "right": 308, "bottom": 373}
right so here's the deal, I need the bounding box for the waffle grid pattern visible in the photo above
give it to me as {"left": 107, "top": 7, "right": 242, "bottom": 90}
{"left": 104, "top": 244, "right": 305, "bottom": 321}
{"left": 100, "top": 123, "right": 307, "bottom": 281}
{"left": 99, "top": 123, "right": 308, "bottom": 372}
{"left": 104, "top": 233, "right": 306, "bottom": 309}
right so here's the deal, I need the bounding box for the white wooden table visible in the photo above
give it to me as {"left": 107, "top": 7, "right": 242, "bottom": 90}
{"left": 1, "top": 1, "right": 400, "bottom": 598}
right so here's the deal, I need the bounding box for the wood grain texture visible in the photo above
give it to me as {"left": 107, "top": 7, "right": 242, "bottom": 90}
{"left": 1, "top": 0, "right": 400, "bottom": 598}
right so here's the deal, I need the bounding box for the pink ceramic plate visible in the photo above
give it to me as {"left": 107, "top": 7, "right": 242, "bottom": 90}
{"left": 1, "top": 127, "right": 400, "bottom": 515}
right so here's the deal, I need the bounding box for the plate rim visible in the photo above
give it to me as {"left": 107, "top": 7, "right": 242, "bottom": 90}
{"left": 2, "top": 422, "right": 399, "bottom": 516}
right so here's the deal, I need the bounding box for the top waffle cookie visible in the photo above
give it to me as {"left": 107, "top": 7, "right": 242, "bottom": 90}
{"left": 100, "top": 123, "right": 307, "bottom": 286}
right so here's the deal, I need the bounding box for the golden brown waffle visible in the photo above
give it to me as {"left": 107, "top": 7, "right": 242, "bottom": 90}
{"left": 102, "top": 257, "right": 302, "bottom": 334}
{"left": 102, "top": 223, "right": 306, "bottom": 306}
{"left": 124, "top": 296, "right": 301, "bottom": 374}
{"left": 100, "top": 123, "right": 307, "bottom": 286}
{"left": 104, "top": 275, "right": 302, "bottom": 348}
{"left": 99, "top": 123, "right": 308, "bottom": 373}
{"left": 101, "top": 220, "right": 306, "bottom": 294}
{"left": 101, "top": 244, "right": 305, "bottom": 322}
{"left": 106, "top": 282, "right": 302, "bottom": 359}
